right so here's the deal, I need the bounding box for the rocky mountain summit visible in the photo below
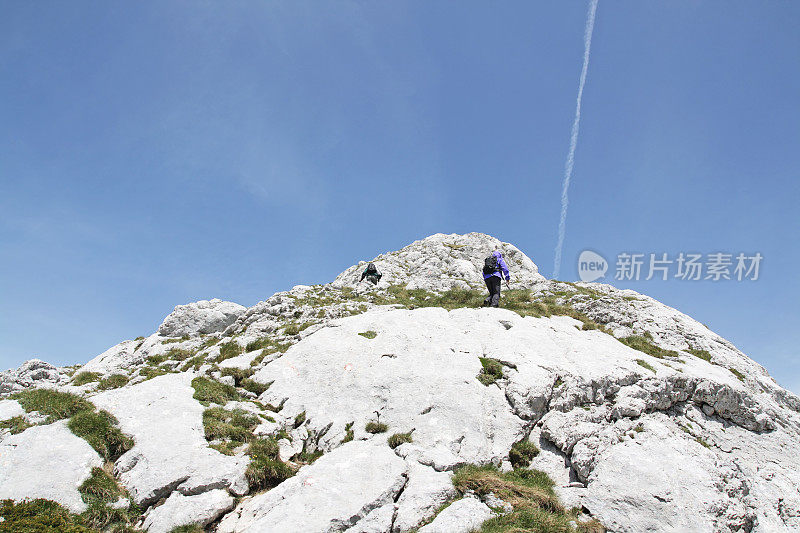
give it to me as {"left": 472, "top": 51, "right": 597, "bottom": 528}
{"left": 2, "top": 232, "right": 799, "bottom": 533}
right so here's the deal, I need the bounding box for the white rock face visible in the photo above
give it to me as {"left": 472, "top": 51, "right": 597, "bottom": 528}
{"left": 393, "top": 463, "right": 457, "bottom": 532}
{"left": 142, "top": 488, "right": 235, "bottom": 533}
{"left": 0, "top": 420, "right": 103, "bottom": 512}
{"left": 217, "top": 440, "right": 407, "bottom": 533}
{"left": 158, "top": 298, "right": 246, "bottom": 337}
{"left": 82, "top": 338, "right": 144, "bottom": 375}
{"left": 417, "top": 496, "right": 495, "bottom": 533}
{"left": 332, "top": 232, "right": 545, "bottom": 291}
{"left": 253, "top": 307, "right": 528, "bottom": 468}
{"left": 0, "top": 399, "right": 24, "bottom": 421}
{"left": 91, "top": 373, "right": 249, "bottom": 507}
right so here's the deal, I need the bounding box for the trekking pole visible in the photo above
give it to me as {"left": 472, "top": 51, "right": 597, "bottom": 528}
{"left": 505, "top": 279, "right": 511, "bottom": 291}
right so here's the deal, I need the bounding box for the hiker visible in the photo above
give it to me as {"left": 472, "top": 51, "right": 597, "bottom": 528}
{"left": 482, "top": 251, "right": 510, "bottom": 308}
{"left": 359, "top": 262, "right": 382, "bottom": 285}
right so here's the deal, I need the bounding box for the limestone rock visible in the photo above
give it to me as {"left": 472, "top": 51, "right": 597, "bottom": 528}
{"left": 393, "top": 463, "right": 457, "bottom": 532}
{"left": 332, "top": 233, "right": 545, "bottom": 292}
{"left": 0, "top": 420, "right": 103, "bottom": 512}
{"left": 142, "top": 489, "right": 234, "bottom": 533}
{"left": 91, "top": 373, "right": 248, "bottom": 507}
{"left": 217, "top": 440, "right": 407, "bottom": 533}
{"left": 0, "top": 359, "right": 65, "bottom": 395}
{"left": 158, "top": 298, "right": 246, "bottom": 337}
{"left": 0, "top": 399, "right": 24, "bottom": 421}
{"left": 417, "top": 496, "right": 495, "bottom": 533}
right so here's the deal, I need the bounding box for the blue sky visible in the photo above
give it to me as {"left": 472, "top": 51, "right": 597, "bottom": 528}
{"left": 1, "top": 2, "right": 798, "bottom": 392}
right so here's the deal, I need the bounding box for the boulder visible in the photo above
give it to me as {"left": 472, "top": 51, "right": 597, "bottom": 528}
{"left": 142, "top": 488, "right": 235, "bottom": 533}
{"left": 0, "top": 359, "right": 64, "bottom": 395}
{"left": 217, "top": 440, "right": 407, "bottom": 533}
{"left": 417, "top": 496, "right": 495, "bottom": 533}
{"left": 157, "top": 298, "right": 246, "bottom": 337}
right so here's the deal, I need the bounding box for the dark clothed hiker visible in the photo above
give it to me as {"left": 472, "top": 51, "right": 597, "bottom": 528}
{"left": 359, "top": 263, "right": 382, "bottom": 285}
{"left": 482, "top": 251, "right": 510, "bottom": 308}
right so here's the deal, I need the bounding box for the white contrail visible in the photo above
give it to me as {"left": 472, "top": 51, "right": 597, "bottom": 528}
{"left": 553, "top": 0, "right": 598, "bottom": 279}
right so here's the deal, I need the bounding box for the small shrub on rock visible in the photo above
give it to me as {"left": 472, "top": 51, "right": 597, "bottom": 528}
{"left": 365, "top": 421, "right": 388, "bottom": 434}
{"left": 477, "top": 357, "right": 505, "bottom": 386}
{"left": 202, "top": 407, "right": 259, "bottom": 446}
{"left": 241, "top": 378, "right": 270, "bottom": 396}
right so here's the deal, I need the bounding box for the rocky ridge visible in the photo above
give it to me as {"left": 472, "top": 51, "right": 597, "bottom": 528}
{"left": 1, "top": 232, "right": 799, "bottom": 533}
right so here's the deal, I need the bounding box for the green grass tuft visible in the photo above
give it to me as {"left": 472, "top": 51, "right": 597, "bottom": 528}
{"left": 358, "top": 330, "right": 378, "bottom": 339}
{"left": 71, "top": 372, "right": 102, "bottom": 386}
{"left": 618, "top": 335, "right": 679, "bottom": 359}
{"left": 283, "top": 322, "right": 314, "bottom": 336}
{"left": 0, "top": 499, "right": 95, "bottom": 532}
{"left": 365, "top": 421, "right": 388, "bottom": 434}
{"left": 67, "top": 410, "right": 134, "bottom": 462}
{"left": 191, "top": 377, "right": 240, "bottom": 405}
{"left": 687, "top": 348, "right": 712, "bottom": 362}
{"left": 202, "top": 407, "right": 259, "bottom": 447}
{"left": 13, "top": 389, "right": 93, "bottom": 422}
{"left": 729, "top": 368, "right": 746, "bottom": 382}
{"left": 477, "top": 357, "right": 505, "bottom": 386}
{"left": 388, "top": 431, "right": 413, "bottom": 449}
{"left": 0, "top": 416, "right": 32, "bottom": 435}
{"left": 218, "top": 341, "right": 243, "bottom": 362}
{"left": 169, "top": 525, "right": 205, "bottom": 533}
{"left": 635, "top": 359, "right": 657, "bottom": 374}
{"left": 509, "top": 439, "right": 540, "bottom": 468}
{"left": 293, "top": 411, "right": 306, "bottom": 428}
{"left": 241, "top": 378, "right": 270, "bottom": 396}
{"left": 342, "top": 421, "right": 354, "bottom": 443}
{"left": 97, "top": 374, "right": 129, "bottom": 390}
{"left": 245, "top": 438, "right": 295, "bottom": 491}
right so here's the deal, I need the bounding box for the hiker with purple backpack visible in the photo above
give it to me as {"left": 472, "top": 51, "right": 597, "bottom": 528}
{"left": 482, "top": 251, "right": 510, "bottom": 308}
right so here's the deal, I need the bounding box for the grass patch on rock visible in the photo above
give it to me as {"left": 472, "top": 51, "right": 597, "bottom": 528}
{"left": 635, "top": 359, "right": 657, "bottom": 374}
{"left": 358, "top": 330, "right": 378, "bottom": 339}
{"left": 729, "top": 368, "right": 746, "bottom": 382}
{"left": 388, "top": 431, "right": 413, "bottom": 449}
{"left": 618, "top": 335, "right": 678, "bottom": 360}
{"left": 0, "top": 499, "right": 95, "bottom": 533}
{"left": 72, "top": 371, "right": 102, "bottom": 386}
{"left": 245, "top": 437, "right": 296, "bottom": 491}
{"left": 477, "top": 357, "right": 505, "bottom": 386}
{"left": 13, "top": 389, "right": 93, "bottom": 422}
{"left": 0, "top": 416, "right": 31, "bottom": 435}
{"left": 509, "top": 439, "right": 540, "bottom": 468}
{"left": 452, "top": 464, "right": 605, "bottom": 532}
{"left": 191, "top": 376, "right": 240, "bottom": 405}
{"left": 68, "top": 410, "right": 134, "bottom": 462}
{"left": 97, "top": 374, "right": 129, "bottom": 390}
{"left": 202, "top": 407, "right": 259, "bottom": 452}
{"left": 687, "top": 348, "right": 712, "bottom": 362}
{"left": 217, "top": 341, "right": 243, "bottom": 362}
{"left": 365, "top": 421, "right": 388, "bottom": 434}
